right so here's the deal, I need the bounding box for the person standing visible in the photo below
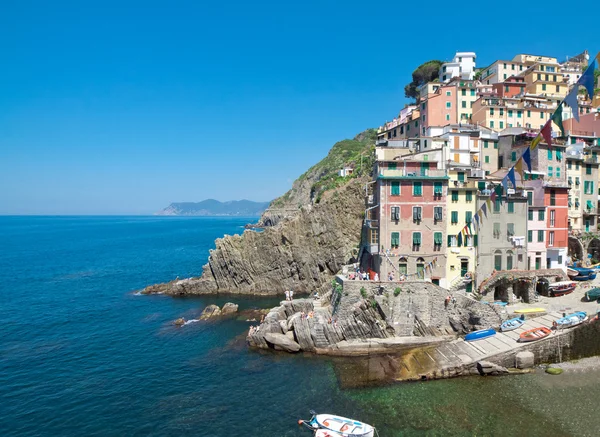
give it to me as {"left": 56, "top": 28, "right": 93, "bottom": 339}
{"left": 289, "top": 289, "right": 294, "bottom": 301}
{"left": 285, "top": 290, "right": 290, "bottom": 301}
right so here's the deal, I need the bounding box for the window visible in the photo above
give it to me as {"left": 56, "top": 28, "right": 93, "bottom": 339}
{"left": 542, "top": 84, "right": 547, "bottom": 91}
{"left": 448, "top": 235, "right": 458, "bottom": 247}
{"left": 528, "top": 230, "right": 533, "bottom": 242}
{"left": 446, "top": 102, "right": 451, "bottom": 109}
{"left": 585, "top": 181, "right": 595, "bottom": 195}
{"left": 527, "top": 191, "right": 533, "bottom": 206}
{"left": 457, "top": 172, "right": 465, "bottom": 182}
{"left": 500, "top": 121, "right": 504, "bottom": 129}
{"left": 388, "top": 162, "right": 397, "bottom": 170}
{"left": 517, "top": 110, "right": 522, "bottom": 118}
{"left": 576, "top": 177, "right": 580, "bottom": 185}
{"left": 537, "top": 230, "right": 544, "bottom": 242}
{"left": 446, "top": 114, "right": 450, "bottom": 121}
{"left": 508, "top": 109, "right": 513, "bottom": 117}
{"left": 485, "top": 156, "right": 490, "bottom": 163}
{"left": 413, "top": 182, "right": 422, "bottom": 196}
{"left": 508, "top": 201, "right": 514, "bottom": 213}
{"left": 550, "top": 210, "right": 555, "bottom": 227}
{"left": 466, "top": 211, "right": 472, "bottom": 224}
{"left": 556, "top": 167, "right": 560, "bottom": 178}
{"left": 462, "top": 89, "right": 466, "bottom": 96}
{"left": 391, "top": 232, "right": 399, "bottom": 248}
{"left": 490, "top": 108, "right": 495, "bottom": 116}
{"left": 493, "top": 222, "right": 501, "bottom": 238}
{"left": 399, "top": 261, "right": 407, "bottom": 275}
{"left": 549, "top": 231, "right": 555, "bottom": 246}
{"left": 538, "top": 210, "right": 545, "bottom": 221}
{"left": 484, "top": 140, "right": 489, "bottom": 148}
{"left": 528, "top": 209, "right": 533, "bottom": 220}
{"left": 507, "top": 254, "right": 513, "bottom": 270}
{"left": 413, "top": 206, "right": 422, "bottom": 222}
{"left": 494, "top": 143, "right": 498, "bottom": 149}
{"left": 391, "top": 206, "right": 400, "bottom": 221}
{"left": 434, "top": 232, "right": 442, "bottom": 247}
{"left": 547, "top": 149, "right": 553, "bottom": 160}
{"left": 490, "top": 121, "right": 494, "bottom": 128}
{"left": 500, "top": 108, "right": 504, "bottom": 116}
{"left": 547, "top": 166, "right": 553, "bottom": 177}
{"left": 494, "top": 254, "right": 502, "bottom": 271}
{"left": 416, "top": 258, "right": 424, "bottom": 278}
{"left": 413, "top": 232, "right": 421, "bottom": 248}
{"left": 434, "top": 182, "right": 443, "bottom": 196}
{"left": 462, "top": 101, "right": 467, "bottom": 108}
{"left": 586, "top": 164, "right": 592, "bottom": 175}
{"left": 434, "top": 206, "right": 443, "bottom": 222}
{"left": 465, "top": 235, "right": 474, "bottom": 247}
{"left": 550, "top": 190, "right": 556, "bottom": 206}
{"left": 511, "top": 151, "right": 517, "bottom": 161}
{"left": 527, "top": 110, "right": 531, "bottom": 117}
{"left": 446, "top": 91, "right": 451, "bottom": 96}
{"left": 556, "top": 85, "right": 560, "bottom": 92}
{"left": 470, "top": 89, "right": 475, "bottom": 96}
{"left": 466, "top": 191, "right": 473, "bottom": 202}
{"left": 391, "top": 181, "right": 400, "bottom": 195}
{"left": 494, "top": 198, "right": 501, "bottom": 213}
{"left": 451, "top": 211, "right": 459, "bottom": 224}
{"left": 576, "top": 162, "right": 580, "bottom": 170}
{"left": 451, "top": 191, "right": 459, "bottom": 202}
{"left": 540, "top": 112, "right": 544, "bottom": 119}
{"left": 505, "top": 85, "right": 509, "bottom": 92}
{"left": 370, "top": 228, "right": 379, "bottom": 245}
{"left": 507, "top": 223, "right": 515, "bottom": 237}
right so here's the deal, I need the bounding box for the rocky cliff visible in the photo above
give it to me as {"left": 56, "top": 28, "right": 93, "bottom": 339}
{"left": 141, "top": 178, "right": 367, "bottom": 296}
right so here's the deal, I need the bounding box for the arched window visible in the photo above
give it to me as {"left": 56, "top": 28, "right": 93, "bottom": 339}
{"left": 416, "top": 257, "right": 425, "bottom": 279}
{"left": 399, "top": 257, "right": 408, "bottom": 276}
{"left": 494, "top": 250, "right": 502, "bottom": 271}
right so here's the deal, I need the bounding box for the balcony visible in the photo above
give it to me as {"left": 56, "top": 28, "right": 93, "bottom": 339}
{"left": 365, "top": 219, "right": 379, "bottom": 228}
{"left": 584, "top": 207, "right": 598, "bottom": 216}
{"left": 378, "top": 168, "right": 448, "bottom": 179}
{"left": 376, "top": 139, "right": 388, "bottom": 146}
{"left": 450, "top": 179, "right": 480, "bottom": 189}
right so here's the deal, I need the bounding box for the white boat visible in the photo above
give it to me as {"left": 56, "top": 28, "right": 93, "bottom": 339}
{"left": 567, "top": 267, "right": 579, "bottom": 278}
{"left": 300, "top": 411, "right": 375, "bottom": 437}
{"left": 554, "top": 312, "right": 587, "bottom": 329}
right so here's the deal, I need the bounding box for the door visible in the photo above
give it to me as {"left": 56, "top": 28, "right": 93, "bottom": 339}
{"left": 417, "top": 263, "right": 424, "bottom": 279}
{"left": 460, "top": 260, "right": 469, "bottom": 277}
{"left": 586, "top": 219, "right": 590, "bottom": 232}
{"left": 535, "top": 257, "right": 541, "bottom": 270}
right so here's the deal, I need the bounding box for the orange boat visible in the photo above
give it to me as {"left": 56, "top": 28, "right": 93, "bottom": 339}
{"left": 519, "top": 327, "right": 552, "bottom": 342}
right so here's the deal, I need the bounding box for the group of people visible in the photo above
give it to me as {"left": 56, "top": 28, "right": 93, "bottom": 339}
{"left": 300, "top": 311, "right": 314, "bottom": 320}
{"left": 284, "top": 289, "right": 294, "bottom": 301}
{"left": 444, "top": 295, "right": 457, "bottom": 307}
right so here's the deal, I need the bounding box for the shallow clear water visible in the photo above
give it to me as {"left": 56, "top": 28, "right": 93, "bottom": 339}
{"left": 1, "top": 216, "right": 598, "bottom": 436}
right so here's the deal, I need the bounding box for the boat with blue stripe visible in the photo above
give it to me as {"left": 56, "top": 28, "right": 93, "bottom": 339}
{"left": 465, "top": 328, "right": 496, "bottom": 341}
{"left": 554, "top": 312, "right": 587, "bottom": 328}
{"left": 300, "top": 411, "right": 375, "bottom": 437}
{"left": 500, "top": 316, "right": 525, "bottom": 332}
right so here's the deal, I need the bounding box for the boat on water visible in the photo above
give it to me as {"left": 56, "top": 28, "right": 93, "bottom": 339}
{"left": 554, "top": 312, "right": 587, "bottom": 328}
{"left": 585, "top": 287, "right": 600, "bottom": 302}
{"left": 519, "top": 327, "right": 552, "bottom": 342}
{"left": 567, "top": 267, "right": 580, "bottom": 278}
{"left": 547, "top": 281, "right": 577, "bottom": 297}
{"left": 299, "top": 411, "right": 375, "bottom": 437}
{"left": 465, "top": 328, "right": 496, "bottom": 341}
{"left": 514, "top": 308, "right": 546, "bottom": 314}
{"left": 500, "top": 316, "right": 525, "bottom": 332}
{"left": 571, "top": 267, "right": 597, "bottom": 281}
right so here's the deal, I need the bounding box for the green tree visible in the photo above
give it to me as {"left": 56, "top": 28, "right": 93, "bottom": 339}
{"left": 404, "top": 60, "right": 443, "bottom": 100}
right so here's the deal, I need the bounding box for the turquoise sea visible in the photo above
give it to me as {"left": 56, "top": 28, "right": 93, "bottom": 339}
{"left": 1, "top": 216, "right": 599, "bottom": 436}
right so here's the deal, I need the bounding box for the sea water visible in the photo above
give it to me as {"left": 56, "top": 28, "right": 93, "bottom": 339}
{"left": 1, "top": 216, "right": 599, "bottom": 436}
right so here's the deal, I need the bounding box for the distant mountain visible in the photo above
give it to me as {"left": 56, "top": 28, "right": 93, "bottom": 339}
{"left": 155, "top": 199, "right": 270, "bottom": 216}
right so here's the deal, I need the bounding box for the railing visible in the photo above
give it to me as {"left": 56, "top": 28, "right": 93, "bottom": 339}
{"left": 568, "top": 129, "right": 597, "bottom": 137}
{"left": 584, "top": 207, "right": 597, "bottom": 215}
{"left": 379, "top": 168, "right": 447, "bottom": 178}
{"left": 450, "top": 179, "right": 479, "bottom": 189}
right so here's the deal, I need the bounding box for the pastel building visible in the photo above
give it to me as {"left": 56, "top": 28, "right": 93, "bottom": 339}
{"left": 565, "top": 143, "right": 599, "bottom": 233}
{"left": 419, "top": 79, "right": 479, "bottom": 134}
{"left": 479, "top": 59, "right": 527, "bottom": 85}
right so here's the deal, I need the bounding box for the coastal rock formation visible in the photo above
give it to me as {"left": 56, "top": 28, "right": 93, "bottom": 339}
{"left": 199, "top": 304, "right": 222, "bottom": 319}
{"left": 221, "top": 302, "right": 239, "bottom": 315}
{"left": 173, "top": 317, "right": 186, "bottom": 326}
{"left": 141, "top": 178, "right": 367, "bottom": 296}
{"left": 264, "top": 332, "right": 301, "bottom": 353}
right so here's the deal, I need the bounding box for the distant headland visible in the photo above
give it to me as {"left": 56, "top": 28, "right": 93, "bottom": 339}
{"left": 155, "top": 199, "right": 270, "bottom": 216}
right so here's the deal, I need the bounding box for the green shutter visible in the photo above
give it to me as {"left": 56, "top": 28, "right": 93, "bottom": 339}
{"left": 539, "top": 210, "right": 545, "bottom": 220}
{"left": 434, "top": 182, "right": 442, "bottom": 195}
{"left": 451, "top": 191, "right": 459, "bottom": 201}
{"left": 434, "top": 232, "right": 442, "bottom": 245}
{"left": 413, "top": 182, "right": 422, "bottom": 196}
{"left": 547, "top": 149, "right": 553, "bottom": 159}
{"left": 413, "top": 233, "right": 421, "bottom": 244}
{"left": 466, "top": 191, "right": 473, "bottom": 201}
{"left": 447, "top": 235, "right": 452, "bottom": 246}
{"left": 391, "top": 181, "right": 400, "bottom": 195}
{"left": 466, "top": 211, "right": 472, "bottom": 223}
{"left": 389, "top": 162, "right": 397, "bottom": 170}
{"left": 391, "top": 232, "right": 399, "bottom": 247}
{"left": 458, "top": 172, "right": 465, "bottom": 182}
{"left": 473, "top": 235, "right": 478, "bottom": 247}
{"left": 451, "top": 211, "right": 458, "bottom": 223}
{"left": 508, "top": 201, "right": 514, "bottom": 213}
{"left": 528, "top": 230, "right": 532, "bottom": 242}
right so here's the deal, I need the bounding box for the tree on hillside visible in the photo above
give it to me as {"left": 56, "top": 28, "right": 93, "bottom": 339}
{"left": 404, "top": 60, "right": 443, "bottom": 101}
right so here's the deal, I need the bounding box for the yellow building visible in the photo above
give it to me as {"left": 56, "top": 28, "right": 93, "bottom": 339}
{"left": 521, "top": 61, "right": 568, "bottom": 99}
{"left": 445, "top": 168, "right": 480, "bottom": 293}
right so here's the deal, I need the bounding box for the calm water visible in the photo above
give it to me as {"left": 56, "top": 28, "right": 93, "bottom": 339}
{"left": 1, "top": 216, "right": 599, "bottom": 436}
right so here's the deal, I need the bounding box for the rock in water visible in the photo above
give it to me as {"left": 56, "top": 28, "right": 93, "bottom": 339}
{"left": 264, "top": 332, "right": 301, "bottom": 353}
{"left": 221, "top": 303, "right": 239, "bottom": 315}
{"left": 546, "top": 366, "right": 564, "bottom": 375}
{"left": 476, "top": 361, "right": 509, "bottom": 376}
{"left": 199, "top": 304, "right": 222, "bottom": 320}
{"left": 173, "top": 318, "right": 186, "bottom": 326}
{"left": 515, "top": 351, "right": 535, "bottom": 369}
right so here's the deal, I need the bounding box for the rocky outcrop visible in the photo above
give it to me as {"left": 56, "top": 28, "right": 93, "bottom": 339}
{"left": 264, "top": 332, "right": 301, "bottom": 353}
{"left": 141, "top": 178, "right": 366, "bottom": 296}
{"left": 221, "top": 302, "right": 239, "bottom": 315}
{"left": 173, "top": 318, "right": 186, "bottom": 326}
{"left": 199, "top": 304, "right": 222, "bottom": 319}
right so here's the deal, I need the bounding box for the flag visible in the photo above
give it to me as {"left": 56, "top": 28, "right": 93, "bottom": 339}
{"left": 579, "top": 59, "right": 597, "bottom": 99}
{"left": 564, "top": 87, "right": 580, "bottom": 122}
{"left": 531, "top": 136, "right": 541, "bottom": 150}
{"left": 522, "top": 147, "right": 532, "bottom": 172}
{"left": 468, "top": 222, "right": 473, "bottom": 235}
{"left": 484, "top": 200, "right": 491, "bottom": 215}
{"left": 464, "top": 225, "right": 470, "bottom": 236}
{"left": 552, "top": 106, "right": 564, "bottom": 137}
{"left": 474, "top": 213, "right": 480, "bottom": 230}
{"left": 457, "top": 232, "right": 463, "bottom": 247}
{"left": 507, "top": 167, "right": 516, "bottom": 189}
{"left": 540, "top": 121, "right": 552, "bottom": 146}
{"left": 515, "top": 158, "right": 524, "bottom": 178}
{"left": 490, "top": 190, "right": 497, "bottom": 202}
{"left": 495, "top": 185, "right": 503, "bottom": 196}
{"left": 501, "top": 175, "right": 509, "bottom": 192}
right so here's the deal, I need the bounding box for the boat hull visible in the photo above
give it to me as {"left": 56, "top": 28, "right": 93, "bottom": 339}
{"left": 302, "top": 413, "right": 375, "bottom": 437}
{"left": 585, "top": 288, "right": 600, "bottom": 301}
{"left": 548, "top": 281, "right": 577, "bottom": 297}
{"left": 519, "top": 327, "right": 552, "bottom": 342}
{"left": 554, "top": 312, "right": 587, "bottom": 328}
{"left": 465, "top": 329, "right": 496, "bottom": 341}
{"left": 500, "top": 317, "right": 525, "bottom": 332}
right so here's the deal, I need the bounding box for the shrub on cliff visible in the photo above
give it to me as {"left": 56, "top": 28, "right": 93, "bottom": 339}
{"left": 404, "top": 60, "right": 443, "bottom": 100}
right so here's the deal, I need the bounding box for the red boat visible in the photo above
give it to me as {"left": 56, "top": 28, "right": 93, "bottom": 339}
{"left": 519, "top": 327, "right": 552, "bottom": 342}
{"left": 548, "top": 281, "right": 577, "bottom": 297}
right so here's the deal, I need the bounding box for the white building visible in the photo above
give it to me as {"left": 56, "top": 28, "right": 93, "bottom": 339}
{"left": 439, "top": 52, "right": 477, "bottom": 82}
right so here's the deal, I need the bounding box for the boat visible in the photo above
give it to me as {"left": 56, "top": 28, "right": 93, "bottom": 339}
{"left": 571, "top": 267, "right": 597, "bottom": 281}
{"left": 465, "top": 328, "right": 496, "bottom": 341}
{"left": 299, "top": 411, "right": 375, "bottom": 437}
{"left": 514, "top": 308, "right": 546, "bottom": 314}
{"left": 519, "top": 327, "right": 552, "bottom": 342}
{"left": 554, "top": 312, "right": 587, "bottom": 328}
{"left": 547, "top": 281, "right": 577, "bottom": 297}
{"left": 491, "top": 301, "right": 508, "bottom": 307}
{"left": 567, "top": 267, "right": 580, "bottom": 278}
{"left": 585, "top": 287, "right": 600, "bottom": 302}
{"left": 500, "top": 316, "right": 525, "bottom": 332}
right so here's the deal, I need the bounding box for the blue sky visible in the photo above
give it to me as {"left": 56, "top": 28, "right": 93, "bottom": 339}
{"left": 1, "top": 1, "right": 598, "bottom": 214}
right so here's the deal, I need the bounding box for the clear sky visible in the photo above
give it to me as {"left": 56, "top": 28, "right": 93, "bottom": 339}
{"left": 1, "top": 1, "right": 598, "bottom": 214}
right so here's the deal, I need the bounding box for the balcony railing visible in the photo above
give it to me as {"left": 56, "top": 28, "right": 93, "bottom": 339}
{"left": 378, "top": 168, "right": 448, "bottom": 178}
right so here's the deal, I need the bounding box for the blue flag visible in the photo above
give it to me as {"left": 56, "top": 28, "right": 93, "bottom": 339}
{"left": 507, "top": 167, "right": 516, "bottom": 189}
{"left": 522, "top": 147, "right": 532, "bottom": 172}
{"left": 579, "top": 60, "right": 597, "bottom": 100}
{"left": 564, "top": 87, "right": 580, "bottom": 122}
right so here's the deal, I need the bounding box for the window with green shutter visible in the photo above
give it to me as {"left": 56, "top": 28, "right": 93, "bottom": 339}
{"left": 508, "top": 109, "right": 513, "bottom": 117}
{"left": 473, "top": 235, "right": 478, "bottom": 247}
{"left": 507, "top": 223, "right": 514, "bottom": 236}
{"left": 451, "top": 191, "right": 459, "bottom": 202}
{"left": 451, "top": 211, "right": 458, "bottom": 224}
{"left": 500, "top": 121, "right": 504, "bottom": 129}
{"left": 434, "top": 232, "right": 442, "bottom": 245}
{"left": 494, "top": 198, "right": 501, "bottom": 213}
{"left": 548, "top": 166, "right": 553, "bottom": 177}
{"left": 528, "top": 209, "right": 533, "bottom": 220}
{"left": 465, "top": 211, "right": 472, "bottom": 223}
{"left": 391, "top": 181, "right": 400, "bottom": 195}
{"left": 537, "top": 230, "right": 544, "bottom": 242}
{"left": 389, "top": 162, "right": 397, "bottom": 170}
{"left": 511, "top": 151, "right": 516, "bottom": 161}
{"left": 485, "top": 156, "right": 490, "bottom": 163}
{"left": 413, "top": 232, "right": 421, "bottom": 245}
{"left": 471, "top": 89, "right": 475, "bottom": 96}
{"left": 413, "top": 182, "right": 422, "bottom": 196}
{"left": 586, "top": 164, "right": 592, "bottom": 175}
{"left": 527, "top": 110, "right": 531, "bottom": 117}
{"left": 434, "top": 182, "right": 442, "bottom": 196}
{"left": 458, "top": 172, "right": 465, "bottom": 182}
{"left": 462, "top": 89, "right": 466, "bottom": 96}
{"left": 517, "top": 110, "right": 522, "bottom": 118}
{"left": 538, "top": 210, "right": 545, "bottom": 221}
{"left": 508, "top": 201, "right": 514, "bottom": 213}
{"left": 493, "top": 222, "right": 501, "bottom": 238}
{"left": 466, "top": 191, "right": 473, "bottom": 202}
{"left": 391, "top": 232, "right": 399, "bottom": 248}
{"left": 527, "top": 191, "right": 533, "bottom": 205}
{"left": 500, "top": 108, "right": 504, "bottom": 116}
{"left": 556, "top": 167, "right": 560, "bottom": 178}
{"left": 490, "top": 108, "right": 495, "bottom": 116}
{"left": 490, "top": 121, "right": 494, "bottom": 128}
{"left": 494, "top": 143, "right": 498, "bottom": 149}
{"left": 547, "top": 149, "right": 553, "bottom": 159}
{"left": 528, "top": 230, "right": 533, "bottom": 242}
{"left": 484, "top": 140, "right": 489, "bottom": 148}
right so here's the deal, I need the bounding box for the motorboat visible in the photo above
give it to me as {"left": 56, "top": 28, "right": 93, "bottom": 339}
{"left": 571, "top": 267, "right": 597, "bottom": 281}
{"left": 519, "top": 327, "right": 552, "bottom": 342}
{"left": 585, "top": 287, "right": 600, "bottom": 302}
{"left": 500, "top": 316, "right": 525, "bottom": 332}
{"left": 547, "top": 281, "right": 577, "bottom": 297}
{"left": 300, "top": 411, "right": 375, "bottom": 437}
{"left": 465, "top": 328, "right": 496, "bottom": 341}
{"left": 554, "top": 312, "right": 587, "bottom": 328}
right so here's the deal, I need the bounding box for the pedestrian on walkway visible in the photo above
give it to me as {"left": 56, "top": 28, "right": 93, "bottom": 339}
{"left": 285, "top": 290, "right": 290, "bottom": 301}
{"left": 289, "top": 289, "right": 294, "bottom": 301}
